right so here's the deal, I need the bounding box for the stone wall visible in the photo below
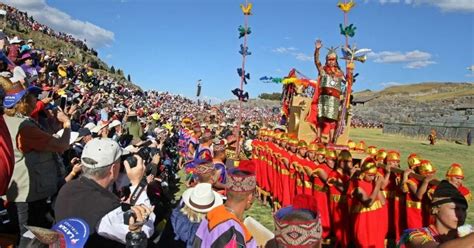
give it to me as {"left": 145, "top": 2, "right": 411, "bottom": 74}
{"left": 383, "top": 122, "right": 474, "bottom": 142}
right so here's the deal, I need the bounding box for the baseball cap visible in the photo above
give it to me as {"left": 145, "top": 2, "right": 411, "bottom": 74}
{"left": 81, "top": 138, "right": 129, "bottom": 168}
{"left": 25, "top": 218, "right": 90, "bottom": 248}
{"left": 75, "top": 128, "right": 92, "bottom": 142}
{"left": 3, "top": 83, "right": 41, "bottom": 108}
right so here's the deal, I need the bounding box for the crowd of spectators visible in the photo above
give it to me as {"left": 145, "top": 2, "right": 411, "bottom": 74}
{"left": 351, "top": 115, "right": 384, "bottom": 129}
{"left": 0, "top": 15, "right": 276, "bottom": 245}
{"left": 0, "top": 3, "right": 95, "bottom": 55}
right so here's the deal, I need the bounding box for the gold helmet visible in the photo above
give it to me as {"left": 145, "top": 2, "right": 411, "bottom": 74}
{"left": 386, "top": 150, "right": 401, "bottom": 162}
{"left": 308, "top": 142, "right": 318, "bottom": 152}
{"left": 267, "top": 130, "right": 275, "bottom": 138}
{"left": 446, "top": 163, "right": 464, "bottom": 179}
{"left": 347, "top": 140, "right": 356, "bottom": 150}
{"left": 361, "top": 157, "right": 378, "bottom": 175}
{"left": 375, "top": 149, "right": 387, "bottom": 162}
{"left": 356, "top": 141, "right": 366, "bottom": 151}
{"left": 338, "top": 150, "right": 352, "bottom": 162}
{"left": 288, "top": 138, "right": 298, "bottom": 146}
{"left": 316, "top": 145, "right": 326, "bottom": 156}
{"left": 366, "top": 146, "right": 378, "bottom": 156}
{"left": 298, "top": 140, "right": 308, "bottom": 149}
{"left": 407, "top": 153, "right": 422, "bottom": 169}
{"left": 326, "top": 148, "right": 337, "bottom": 160}
{"left": 417, "top": 160, "right": 436, "bottom": 175}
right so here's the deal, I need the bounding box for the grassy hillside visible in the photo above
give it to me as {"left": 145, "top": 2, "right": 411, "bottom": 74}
{"left": 4, "top": 27, "right": 140, "bottom": 89}
{"left": 354, "top": 82, "right": 474, "bottom": 102}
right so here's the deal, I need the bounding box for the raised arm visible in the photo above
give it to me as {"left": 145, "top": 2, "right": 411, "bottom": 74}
{"left": 314, "top": 40, "right": 323, "bottom": 74}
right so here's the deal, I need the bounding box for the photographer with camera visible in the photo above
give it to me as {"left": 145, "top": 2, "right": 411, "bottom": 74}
{"left": 54, "top": 138, "right": 155, "bottom": 248}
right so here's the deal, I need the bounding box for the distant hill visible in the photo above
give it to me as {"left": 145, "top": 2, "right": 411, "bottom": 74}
{"left": 352, "top": 82, "right": 474, "bottom": 125}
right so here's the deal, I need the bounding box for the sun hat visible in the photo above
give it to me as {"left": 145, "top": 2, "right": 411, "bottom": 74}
{"left": 108, "top": 119, "right": 121, "bottom": 129}
{"left": 81, "top": 138, "right": 129, "bottom": 168}
{"left": 9, "top": 36, "right": 22, "bottom": 44}
{"left": 182, "top": 183, "right": 223, "bottom": 213}
{"left": 91, "top": 120, "right": 109, "bottom": 133}
{"left": 84, "top": 122, "right": 96, "bottom": 131}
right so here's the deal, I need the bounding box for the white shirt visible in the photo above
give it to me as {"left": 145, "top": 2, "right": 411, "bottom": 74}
{"left": 96, "top": 184, "right": 155, "bottom": 244}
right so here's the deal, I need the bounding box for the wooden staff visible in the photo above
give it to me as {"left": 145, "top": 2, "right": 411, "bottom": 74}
{"left": 380, "top": 166, "right": 440, "bottom": 186}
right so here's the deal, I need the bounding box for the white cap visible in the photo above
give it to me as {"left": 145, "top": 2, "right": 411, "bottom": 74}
{"left": 81, "top": 138, "right": 128, "bottom": 168}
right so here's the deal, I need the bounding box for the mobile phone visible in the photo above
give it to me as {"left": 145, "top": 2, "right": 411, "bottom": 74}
{"left": 59, "top": 96, "right": 67, "bottom": 110}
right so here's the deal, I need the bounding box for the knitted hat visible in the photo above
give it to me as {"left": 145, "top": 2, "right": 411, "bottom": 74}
{"left": 226, "top": 162, "right": 256, "bottom": 192}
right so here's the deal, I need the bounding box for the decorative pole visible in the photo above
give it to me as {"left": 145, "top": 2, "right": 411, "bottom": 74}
{"left": 335, "top": 0, "right": 359, "bottom": 142}
{"left": 235, "top": 1, "right": 252, "bottom": 157}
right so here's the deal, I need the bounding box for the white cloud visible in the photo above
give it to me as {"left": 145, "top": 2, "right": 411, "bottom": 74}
{"left": 377, "top": 0, "right": 474, "bottom": 12}
{"left": 272, "top": 47, "right": 312, "bottom": 62}
{"left": 380, "top": 81, "right": 403, "bottom": 87}
{"left": 380, "top": 0, "right": 401, "bottom": 4}
{"left": 272, "top": 47, "right": 297, "bottom": 53}
{"left": 466, "top": 65, "right": 474, "bottom": 77}
{"left": 414, "top": 0, "right": 474, "bottom": 12}
{"left": 4, "top": 0, "right": 114, "bottom": 48}
{"left": 294, "top": 53, "right": 312, "bottom": 62}
{"left": 405, "top": 60, "right": 436, "bottom": 69}
{"left": 369, "top": 50, "right": 435, "bottom": 69}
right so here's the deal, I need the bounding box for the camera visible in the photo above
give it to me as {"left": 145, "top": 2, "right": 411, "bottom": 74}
{"left": 123, "top": 141, "right": 160, "bottom": 177}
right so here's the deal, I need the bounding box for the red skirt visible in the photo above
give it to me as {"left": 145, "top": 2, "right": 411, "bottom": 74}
{"left": 406, "top": 202, "right": 423, "bottom": 229}
{"left": 314, "top": 188, "right": 331, "bottom": 239}
{"left": 352, "top": 207, "right": 385, "bottom": 248}
{"left": 329, "top": 194, "right": 350, "bottom": 247}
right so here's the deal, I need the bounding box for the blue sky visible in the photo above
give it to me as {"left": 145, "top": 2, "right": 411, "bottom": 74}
{"left": 6, "top": 0, "right": 473, "bottom": 102}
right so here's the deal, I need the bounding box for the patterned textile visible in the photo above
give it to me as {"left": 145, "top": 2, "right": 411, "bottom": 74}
{"left": 398, "top": 225, "right": 441, "bottom": 247}
{"left": 226, "top": 169, "right": 256, "bottom": 192}
{"left": 195, "top": 162, "right": 216, "bottom": 175}
{"left": 193, "top": 205, "right": 256, "bottom": 248}
{"left": 274, "top": 209, "right": 322, "bottom": 248}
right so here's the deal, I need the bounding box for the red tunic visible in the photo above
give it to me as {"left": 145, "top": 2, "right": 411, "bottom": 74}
{"left": 406, "top": 178, "right": 423, "bottom": 229}
{"left": 292, "top": 155, "right": 306, "bottom": 196}
{"left": 272, "top": 146, "right": 284, "bottom": 205}
{"left": 279, "top": 150, "right": 294, "bottom": 207}
{"left": 251, "top": 139, "right": 261, "bottom": 191}
{"left": 348, "top": 178, "right": 385, "bottom": 248}
{"left": 458, "top": 185, "right": 472, "bottom": 202}
{"left": 300, "top": 159, "right": 316, "bottom": 197}
{"left": 379, "top": 169, "right": 405, "bottom": 242}
{"left": 327, "top": 169, "right": 351, "bottom": 247}
{"left": 260, "top": 142, "right": 270, "bottom": 193}
{"left": 311, "top": 162, "right": 331, "bottom": 239}
{"left": 267, "top": 143, "right": 278, "bottom": 198}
